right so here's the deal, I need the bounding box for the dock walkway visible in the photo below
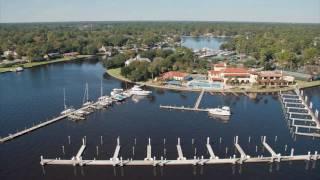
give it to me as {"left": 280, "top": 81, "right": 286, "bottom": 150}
{"left": 160, "top": 89, "right": 209, "bottom": 112}
{"left": 0, "top": 100, "right": 107, "bottom": 143}
{"left": 279, "top": 88, "right": 320, "bottom": 137}
{"left": 40, "top": 137, "right": 320, "bottom": 167}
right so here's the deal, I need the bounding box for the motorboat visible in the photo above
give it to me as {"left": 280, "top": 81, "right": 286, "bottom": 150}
{"left": 110, "top": 88, "right": 124, "bottom": 96}
{"left": 129, "top": 85, "right": 152, "bottom": 96}
{"left": 122, "top": 90, "right": 132, "bottom": 97}
{"left": 208, "top": 106, "right": 231, "bottom": 116}
{"left": 74, "top": 110, "right": 90, "bottom": 116}
{"left": 15, "top": 67, "right": 24, "bottom": 72}
{"left": 61, "top": 107, "right": 75, "bottom": 115}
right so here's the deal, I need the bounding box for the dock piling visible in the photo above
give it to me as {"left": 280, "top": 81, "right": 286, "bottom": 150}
{"left": 62, "top": 145, "right": 65, "bottom": 155}
{"left": 290, "top": 148, "right": 294, "bottom": 157}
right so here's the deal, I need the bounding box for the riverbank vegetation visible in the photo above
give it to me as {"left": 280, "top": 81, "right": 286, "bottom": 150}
{"left": 0, "top": 55, "right": 91, "bottom": 73}
{"left": 1, "top": 22, "right": 319, "bottom": 75}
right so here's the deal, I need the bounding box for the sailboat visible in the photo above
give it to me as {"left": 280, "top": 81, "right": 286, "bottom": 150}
{"left": 61, "top": 88, "right": 75, "bottom": 115}
{"left": 97, "top": 79, "right": 113, "bottom": 107}
{"left": 82, "top": 83, "right": 93, "bottom": 107}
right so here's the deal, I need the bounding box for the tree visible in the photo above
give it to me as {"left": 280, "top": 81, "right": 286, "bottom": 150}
{"left": 303, "top": 48, "right": 317, "bottom": 64}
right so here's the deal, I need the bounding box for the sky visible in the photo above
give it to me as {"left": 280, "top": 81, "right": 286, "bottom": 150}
{"left": 0, "top": 0, "right": 319, "bottom": 23}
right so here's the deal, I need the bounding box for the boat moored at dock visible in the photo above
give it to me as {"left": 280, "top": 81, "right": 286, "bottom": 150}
{"left": 208, "top": 106, "right": 231, "bottom": 116}
{"left": 129, "top": 85, "right": 152, "bottom": 96}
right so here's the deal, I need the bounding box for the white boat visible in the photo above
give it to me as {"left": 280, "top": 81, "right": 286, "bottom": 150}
{"left": 129, "top": 85, "right": 152, "bottom": 96}
{"left": 61, "top": 88, "right": 75, "bottom": 115}
{"left": 82, "top": 83, "right": 93, "bottom": 106}
{"left": 208, "top": 106, "right": 231, "bottom": 116}
{"left": 98, "top": 96, "right": 113, "bottom": 106}
{"left": 110, "top": 88, "right": 124, "bottom": 96}
{"left": 15, "top": 67, "right": 24, "bottom": 72}
{"left": 74, "top": 110, "right": 90, "bottom": 115}
{"left": 96, "top": 80, "right": 113, "bottom": 106}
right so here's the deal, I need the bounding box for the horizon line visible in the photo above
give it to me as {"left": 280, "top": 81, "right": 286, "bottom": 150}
{"left": 1, "top": 19, "right": 319, "bottom": 25}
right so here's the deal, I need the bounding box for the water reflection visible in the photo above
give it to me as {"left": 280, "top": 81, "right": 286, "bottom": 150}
{"left": 208, "top": 114, "right": 230, "bottom": 123}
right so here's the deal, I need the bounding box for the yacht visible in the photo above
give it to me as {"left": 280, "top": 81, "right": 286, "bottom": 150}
{"left": 129, "top": 85, "right": 152, "bottom": 96}
{"left": 208, "top": 106, "right": 231, "bottom": 116}
{"left": 110, "top": 88, "right": 124, "bottom": 96}
{"left": 61, "top": 89, "right": 75, "bottom": 115}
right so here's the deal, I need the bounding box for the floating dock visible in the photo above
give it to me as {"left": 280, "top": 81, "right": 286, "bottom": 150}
{"left": 160, "top": 89, "right": 209, "bottom": 112}
{"left": 279, "top": 88, "right": 320, "bottom": 137}
{"left": 40, "top": 136, "right": 319, "bottom": 167}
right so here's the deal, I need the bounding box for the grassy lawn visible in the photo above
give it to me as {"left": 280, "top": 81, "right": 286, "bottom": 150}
{"left": 296, "top": 80, "right": 320, "bottom": 88}
{"left": 0, "top": 55, "right": 92, "bottom": 73}
{"left": 107, "top": 68, "right": 132, "bottom": 82}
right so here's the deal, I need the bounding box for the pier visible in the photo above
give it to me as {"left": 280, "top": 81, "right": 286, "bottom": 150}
{"left": 40, "top": 136, "right": 320, "bottom": 167}
{"left": 160, "top": 89, "right": 209, "bottom": 112}
{"left": 0, "top": 96, "right": 114, "bottom": 143}
{"left": 279, "top": 88, "right": 320, "bottom": 138}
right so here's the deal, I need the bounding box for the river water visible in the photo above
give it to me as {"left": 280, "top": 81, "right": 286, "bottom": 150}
{"left": 181, "top": 36, "right": 229, "bottom": 50}
{"left": 0, "top": 59, "right": 319, "bottom": 180}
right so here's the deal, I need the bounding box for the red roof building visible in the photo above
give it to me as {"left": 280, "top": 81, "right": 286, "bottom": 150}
{"left": 208, "top": 63, "right": 255, "bottom": 84}
{"left": 161, "top": 71, "right": 189, "bottom": 81}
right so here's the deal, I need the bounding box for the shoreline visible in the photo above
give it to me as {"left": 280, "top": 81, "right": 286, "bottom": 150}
{"left": 106, "top": 68, "right": 320, "bottom": 93}
{"left": 0, "top": 55, "right": 94, "bottom": 74}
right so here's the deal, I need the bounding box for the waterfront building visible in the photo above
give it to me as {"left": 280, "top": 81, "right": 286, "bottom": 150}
{"left": 161, "top": 71, "right": 189, "bottom": 81}
{"left": 257, "top": 71, "right": 295, "bottom": 86}
{"left": 44, "top": 53, "right": 61, "bottom": 60}
{"left": 208, "top": 63, "right": 256, "bottom": 85}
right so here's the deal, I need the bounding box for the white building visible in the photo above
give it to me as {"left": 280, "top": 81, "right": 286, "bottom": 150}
{"left": 3, "top": 50, "right": 18, "bottom": 58}
{"left": 125, "top": 55, "right": 151, "bottom": 66}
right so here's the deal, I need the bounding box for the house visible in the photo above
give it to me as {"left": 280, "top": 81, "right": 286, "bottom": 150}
{"left": 208, "top": 63, "right": 256, "bottom": 85}
{"left": 98, "top": 46, "right": 112, "bottom": 56}
{"left": 257, "top": 71, "right": 295, "bottom": 86}
{"left": 44, "top": 53, "right": 61, "bottom": 60}
{"left": 3, "top": 50, "right": 18, "bottom": 58}
{"left": 161, "top": 71, "right": 189, "bottom": 81}
{"left": 213, "top": 63, "right": 227, "bottom": 71}
{"left": 125, "top": 55, "right": 151, "bottom": 66}
{"left": 63, "top": 52, "right": 79, "bottom": 57}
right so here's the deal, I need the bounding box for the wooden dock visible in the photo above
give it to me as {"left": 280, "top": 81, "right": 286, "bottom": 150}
{"left": 40, "top": 136, "right": 319, "bottom": 167}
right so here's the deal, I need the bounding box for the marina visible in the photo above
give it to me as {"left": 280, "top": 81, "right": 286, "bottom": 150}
{"left": 0, "top": 83, "right": 151, "bottom": 143}
{"left": 1, "top": 61, "right": 320, "bottom": 179}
